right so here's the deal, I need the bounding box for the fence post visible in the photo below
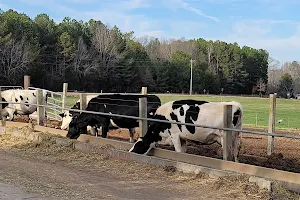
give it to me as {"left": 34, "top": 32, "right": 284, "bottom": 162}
{"left": 255, "top": 113, "right": 258, "bottom": 126}
{"left": 24, "top": 75, "right": 30, "bottom": 90}
{"left": 139, "top": 87, "right": 148, "bottom": 137}
{"left": 0, "top": 87, "right": 5, "bottom": 127}
{"left": 141, "top": 87, "right": 147, "bottom": 95}
{"left": 267, "top": 94, "right": 276, "bottom": 155}
{"left": 222, "top": 104, "right": 234, "bottom": 161}
{"left": 62, "top": 83, "right": 68, "bottom": 112}
{"left": 80, "top": 93, "right": 87, "bottom": 111}
{"left": 36, "top": 89, "right": 45, "bottom": 126}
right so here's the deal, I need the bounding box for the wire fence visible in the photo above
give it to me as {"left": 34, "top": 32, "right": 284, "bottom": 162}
{"left": 62, "top": 93, "right": 300, "bottom": 130}
{"left": 1, "top": 99, "right": 300, "bottom": 141}
{"left": 0, "top": 86, "right": 24, "bottom": 90}
{"left": 28, "top": 87, "right": 63, "bottom": 121}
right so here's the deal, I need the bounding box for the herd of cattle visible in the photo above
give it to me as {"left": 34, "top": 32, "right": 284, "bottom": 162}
{"left": 0, "top": 89, "right": 243, "bottom": 162}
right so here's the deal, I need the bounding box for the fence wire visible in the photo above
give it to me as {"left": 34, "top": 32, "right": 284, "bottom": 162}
{"left": 1, "top": 100, "right": 300, "bottom": 140}
{"left": 27, "top": 87, "right": 63, "bottom": 120}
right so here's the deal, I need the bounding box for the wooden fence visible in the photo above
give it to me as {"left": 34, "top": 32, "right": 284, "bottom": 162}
{"left": 0, "top": 75, "right": 283, "bottom": 162}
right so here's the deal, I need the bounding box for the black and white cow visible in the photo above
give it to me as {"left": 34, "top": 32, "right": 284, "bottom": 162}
{"left": 1, "top": 89, "right": 48, "bottom": 121}
{"left": 59, "top": 94, "right": 136, "bottom": 142}
{"left": 66, "top": 94, "right": 162, "bottom": 141}
{"left": 59, "top": 95, "right": 97, "bottom": 130}
{"left": 129, "top": 100, "right": 243, "bottom": 162}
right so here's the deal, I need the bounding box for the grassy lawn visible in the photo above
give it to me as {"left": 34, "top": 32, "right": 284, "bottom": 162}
{"left": 63, "top": 94, "right": 300, "bottom": 129}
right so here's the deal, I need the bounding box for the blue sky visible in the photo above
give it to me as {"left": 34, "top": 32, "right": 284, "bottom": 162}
{"left": 1, "top": 0, "right": 300, "bottom": 63}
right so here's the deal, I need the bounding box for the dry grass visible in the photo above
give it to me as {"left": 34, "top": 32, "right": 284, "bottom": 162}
{"left": 0, "top": 127, "right": 298, "bottom": 199}
{"left": 214, "top": 174, "right": 270, "bottom": 200}
{"left": 272, "top": 183, "right": 300, "bottom": 200}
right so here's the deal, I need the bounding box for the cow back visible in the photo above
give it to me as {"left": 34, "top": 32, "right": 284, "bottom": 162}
{"left": 86, "top": 94, "right": 161, "bottom": 117}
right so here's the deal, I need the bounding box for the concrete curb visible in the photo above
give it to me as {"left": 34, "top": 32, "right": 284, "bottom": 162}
{"left": 66, "top": 138, "right": 276, "bottom": 192}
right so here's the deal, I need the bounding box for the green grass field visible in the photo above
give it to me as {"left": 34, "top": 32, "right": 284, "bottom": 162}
{"left": 63, "top": 94, "right": 300, "bottom": 130}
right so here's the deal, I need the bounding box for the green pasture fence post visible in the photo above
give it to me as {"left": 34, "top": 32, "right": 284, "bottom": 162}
{"left": 267, "top": 94, "right": 276, "bottom": 156}
{"left": 222, "top": 104, "right": 235, "bottom": 161}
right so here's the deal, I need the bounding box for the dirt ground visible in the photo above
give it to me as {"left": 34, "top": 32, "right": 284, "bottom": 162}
{"left": 12, "top": 116, "right": 300, "bottom": 174}
{"left": 0, "top": 129, "right": 279, "bottom": 200}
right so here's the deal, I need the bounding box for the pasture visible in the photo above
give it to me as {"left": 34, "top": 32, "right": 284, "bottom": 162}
{"left": 65, "top": 94, "right": 300, "bottom": 130}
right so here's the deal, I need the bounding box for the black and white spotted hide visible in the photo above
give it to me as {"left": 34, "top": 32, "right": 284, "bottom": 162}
{"left": 129, "top": 100, "right": 243, "bottom": 162}
{"left": 0, "top": 89, "right": 48, "bottom": 121}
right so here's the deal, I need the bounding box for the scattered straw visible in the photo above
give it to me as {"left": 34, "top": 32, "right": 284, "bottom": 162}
{"left": 0, "top": 128, "right": 297, "bottom": 199}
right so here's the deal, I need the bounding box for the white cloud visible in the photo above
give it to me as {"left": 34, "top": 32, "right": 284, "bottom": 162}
{"left": 118, "top": 0, "right": 150, "bottom": 10}
{"left": 0, "top": 3, "right": 9, "bottom": 11}
{"left": 161, "top": 0, "right": 220, "bottom": 22}
{"left": 217, "top": 20, "right": 300, "bottom": 62}
{"left": 20, "top": 0, "right": 77, "bottom": 13}
{"left": 166, "top": 20, "right": 208, "bottom": 39}
{"left": 66, "top": 0, "right": 96, "bottom": 3}
{"left": 82, "top": 10, "right": 162, "bottom": 37}
{"left": 203, "top": 0, "right": 246, "bottom": 3}
{"left": 231, "top": 22, "right": 270, "bottom": 38}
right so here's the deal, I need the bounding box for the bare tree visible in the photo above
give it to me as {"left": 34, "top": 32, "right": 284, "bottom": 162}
{"left": 282, "top": 61, "right": 300, "bottom": 95}
{"left": 255, "top": 78, "right": 266, "bottom": 97}
{"left": 0, "top": 38, "right": 37, "bottom": 85}
{"left": 91, "top": 23, "right": 120, "bottom": 79}
{"left": 207, "top": 43, "right": 213, "bottom": 73}
{"left": 73, "top": 36, "right": 93, "bottom": 77}
{"left": 136, "top": 36, "right": 149, "bottom": 46}
{"left": 267, "top": 57, "right": 282, "bottom": 93}
{"left": 159, "top": 39, "right": 172, "bottom": 60}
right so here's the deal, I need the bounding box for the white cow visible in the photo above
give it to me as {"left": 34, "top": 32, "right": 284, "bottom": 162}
{"left": 1, "top": 89, "right": 48, "bottom": 121}
{"left": 129, "top": 100, "right": 243, "bottom": 162}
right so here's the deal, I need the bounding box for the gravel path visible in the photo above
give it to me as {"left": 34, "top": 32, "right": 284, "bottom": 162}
{"left": 0, "top": 182, "right": 50, "bottom": 200}
{"left": 0, "top": 129, "right": 273, "bottom": 200}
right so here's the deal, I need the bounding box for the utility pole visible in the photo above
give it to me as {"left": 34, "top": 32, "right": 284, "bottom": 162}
{"left": 189, "top": 59, "right": 194, "bottom": 95}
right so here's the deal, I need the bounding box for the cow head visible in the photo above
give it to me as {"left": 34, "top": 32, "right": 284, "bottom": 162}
{"left": 59, "top": 111, "right": 74, "bottom": 130}
{"left": 129, "top": 133, "right": 161, "bottom": 155}
{"left": 59, "top": 102, "right": 81, "bottom": 130}
{"left": 66, "top": 115, "right": 87, "bottom": 139}
{"left": 129, "top": 115, "right": 171, "bottom": 154}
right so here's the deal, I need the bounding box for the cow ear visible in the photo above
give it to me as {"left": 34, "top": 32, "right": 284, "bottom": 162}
{"left": 59, "top": 113, "right": 64, "bottom": 117}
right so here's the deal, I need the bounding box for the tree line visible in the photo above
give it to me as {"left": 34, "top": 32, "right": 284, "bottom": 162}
{"left": 0, "top": 9, "right": 270, "bottom": 94}
{"left": 268, "top": 59, "right": 300, "bottom": 98}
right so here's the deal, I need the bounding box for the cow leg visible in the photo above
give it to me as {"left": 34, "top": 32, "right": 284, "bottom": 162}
{"left": 180, "top": 138, "right": 187, "bottom": 153}
{"left": 1, "top": 115, "right": 6, "bottom": 122}
{"left": 94, "top": 127, "right": 99, "bottom": 137}
{"left": 88, "top": 126, "right": 97, "bottom": 136}
{"left": 171, "top": 133, "right": 184, "bottom": 153}
{"left": 201, "top": 133, "right": 223, "bottom": 146}
{"left": 129, "top": 128, "right": 135, "bottom": 143}
{"left": 6, "top": 108, "right": 15, "bottom": 121}
{"left": 101, "top": 125, "right": 109, "bottom": 138}
{"left": 101, "top": 120, "right": 110, "bottom": 138}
